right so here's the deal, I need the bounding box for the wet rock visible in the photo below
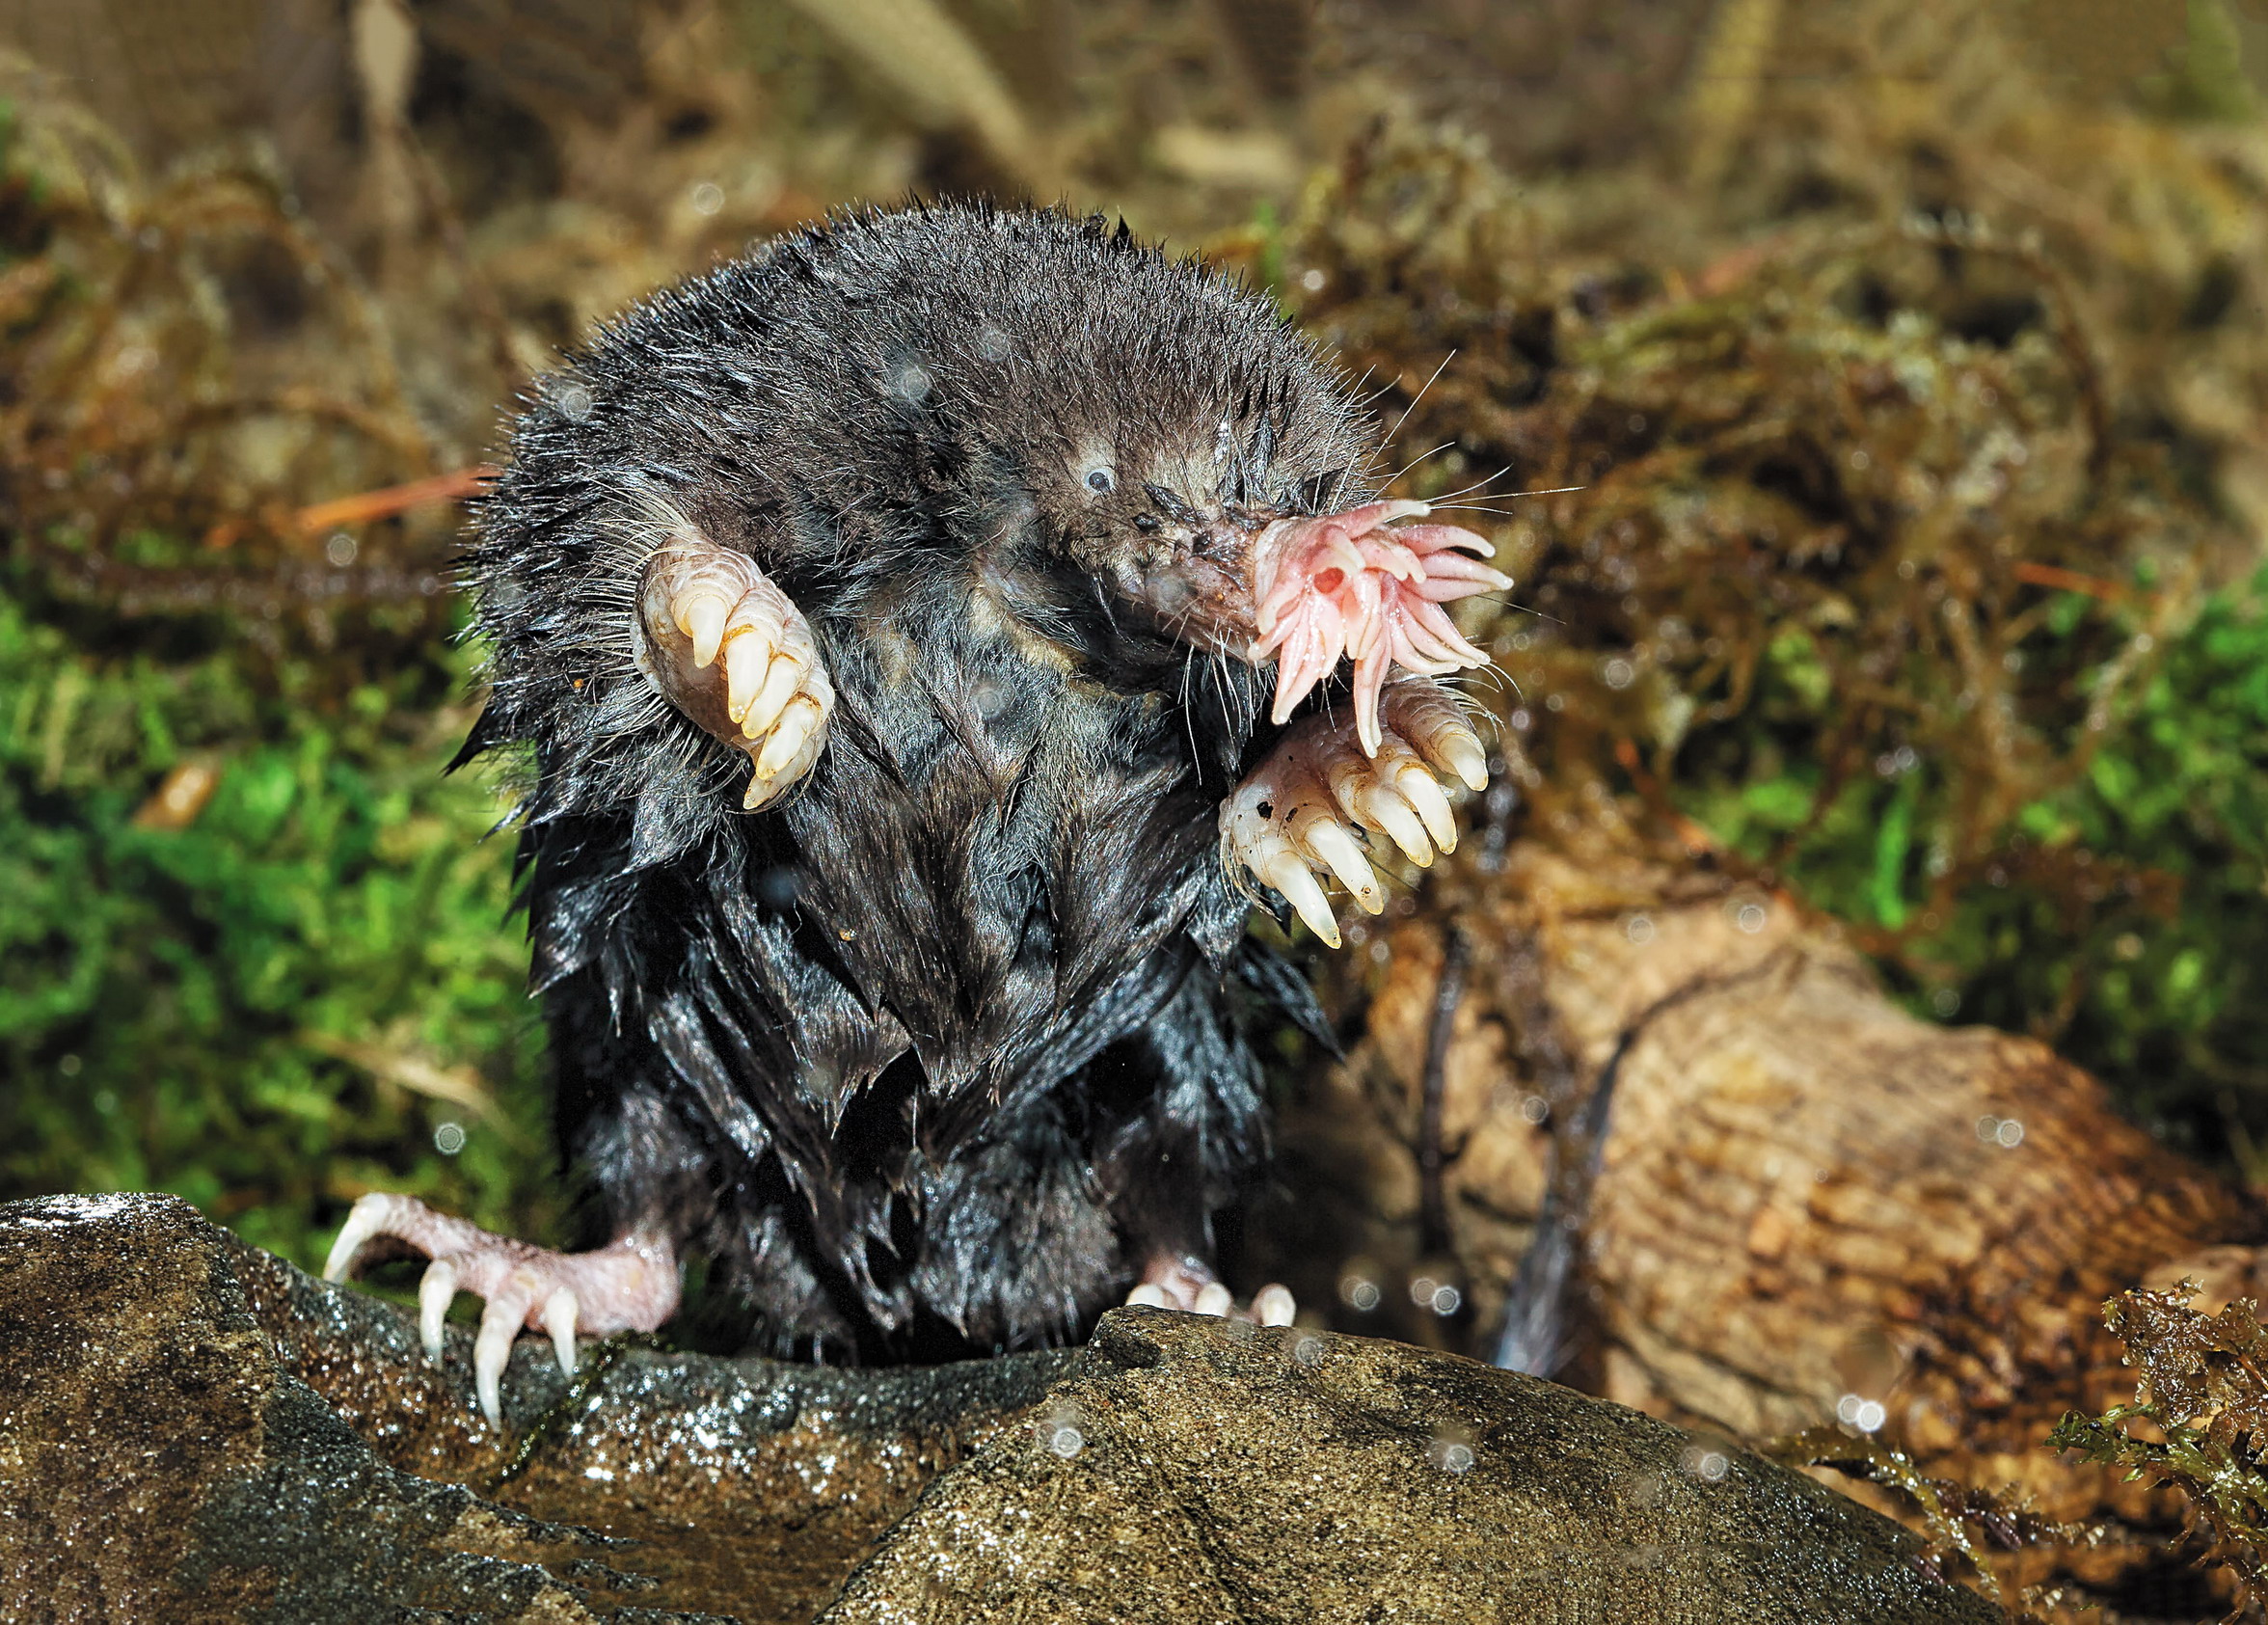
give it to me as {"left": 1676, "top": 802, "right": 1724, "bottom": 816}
{"left": 818, "top": 1311, "right": 2000, "bottom": 1623}
{"left": 0, "top": 1195, "right": 1996, "bottom": 1622}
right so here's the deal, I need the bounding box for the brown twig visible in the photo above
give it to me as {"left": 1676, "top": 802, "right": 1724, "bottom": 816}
{"left": 294, "top": 465, "right": 497, "bottom": 534}
{"left": 2013, "top": 561, "right": 2130, "bottom": 603}
{"left": 1418, "top": 924, "right": 1470, "bottom": 1258}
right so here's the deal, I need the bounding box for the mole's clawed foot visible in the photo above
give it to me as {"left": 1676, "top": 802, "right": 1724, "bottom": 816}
{"left": 1124, "top": 1255, "right": 1296, "bottom": 1327}
{"left": 634, "top": 532, "right": 835, "bottom": 811}
{"left": 323, "top": 1192, "right": 680, "bottom": 1428}
{"left": 1221, "top": 680, "right": 1489, "bottom": 946}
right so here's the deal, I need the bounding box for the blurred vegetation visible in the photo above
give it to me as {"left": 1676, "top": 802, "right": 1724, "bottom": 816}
{"left": 2052, "top": 1281, "right": 2268, "bottom": 1618}
{"left": 0, "top": 0, "right": 2265, "bottom": 1287}
{"left": 1275, "top": 0, "right": 2268, "bottom": 1171}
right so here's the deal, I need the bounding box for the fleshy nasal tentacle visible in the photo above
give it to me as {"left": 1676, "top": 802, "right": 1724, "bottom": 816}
{"left": 1246, "top": 501, "right": 1511, "bottom": 755}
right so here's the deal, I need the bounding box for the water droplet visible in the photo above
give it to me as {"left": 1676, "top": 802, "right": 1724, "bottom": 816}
{"left": 1682, "top": 1445, "right": 1730, "bottom": 1481}
{"left": 1736, "top": 903, "right": 1768, "bottom": 934}
{"left": 434, "top": 1122, "right": 467, "bottom": 1154}
{"left": 1625, "top": 913, "right": 1655, "bottom": 945}
{"left": 555, "top": 382, "right": 594, "bottom": 423}
{"left": 689, "top": 180, "right": 725, "bottom": 215}
{"left": 325, "top": 531, "right": 358, "bottom": 567}
{"left": 59, "top": 1054, "right": 82, "bottom": 1077}
{"left": 1430, "top": 1285, "right": 1462, "bottom": 1316}
{"left": 1048, "top": 1424, "right": 1084, "bottom": 1458}
{"left": 1995, "top": 1119, "right": 2024, "bottom": 1149}
{"left": 1293, "top": 1336, "right": 1324, "bottom": 1368}
{"left": 1601, "top": 656, "right": 1635, "bottom": 691}
{"left": 1508, "top": 707, "right": 1532, "bottom": 732}
{"left": 1300, "top": 267, "right": 1326, "bottom": 292}
{"left": 1341, "top": 1276, "right": 1382, "bottom": 1313}
{"left": 1430, "top": 1439, "right": 1474, "bottom": 1474}
{"left": 1520, "top": 1095, "right": 1550, "bottom": 1126}
{"left": 1930, "top": 988, "right": 1959, "bottom": 1017}
{"left": 1835, "top": 1394, "right": 1886, "bottom": 1431}
{"left": 889, "top": 362, "right": 932, "bottom": 405}
{"left": 1409, "top": 1275, "right": 1439, "bottom": 1307}
{"left": 1976, "top": 1115, "right": 2000, "bottom": 1142}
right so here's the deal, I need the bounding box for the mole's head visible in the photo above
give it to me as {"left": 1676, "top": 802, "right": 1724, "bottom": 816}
{"left": 908, "top": 211, "right": 1503, "bottom": 736}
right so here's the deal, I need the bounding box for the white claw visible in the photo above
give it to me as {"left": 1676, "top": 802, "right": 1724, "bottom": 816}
{"left": 322, "top": 1199, "right": 379, "bottom": 1283}
{"left": 418, "top": 1258, "right": 460, "bottom": 1363}
{"left": 1435, "top": 730, "right": 1490, "bottom": 793}
{"left": 723, "top": 630, "right": 768, "bottom": 723}
{"left": 1254, "top": 1285, "right": 1297, "bottom": 1328}
{"left": 1355, "top": 785, "right": 1436, "bottom": 867}
{"left": 543, "top": 1287, "right": 580, "bottom": 1377}
{"left": 1300, "top": 818, "right": 1382, "bottom": 913}
{"left": 679, "top": 594, "right": 730, "bottom": 668}
{"left": 1194, "top": 1282, "right": 1234, "bottom": 1317}
{"left": 1397, "top": 766, "right": 1458, "bottom": 853}
{"left": 473, "top": 1294, "right": 527, "bottom": 1430}
{"left": 1264, "top": 853, "right": 1340, "bottom": 949}
{"left": 1126, "top": 1284, "right": 1169, "bottom": 1310}
{"left": 755, "top": 694, "right": 824, "bottom": 779}
{"left": 741, "top": 653, "right": 803, "bottom": 742}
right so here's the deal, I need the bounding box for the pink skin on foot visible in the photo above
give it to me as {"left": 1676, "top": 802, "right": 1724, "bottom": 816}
{"left": 1123, "top": 1253, "right": 1296, "bottom": 1328}
{"left": 323, "top": 1192, "right": 680, "bottom": 1428}
{"left": 1249, "top": 500, "right": 1509, "bottom": 756}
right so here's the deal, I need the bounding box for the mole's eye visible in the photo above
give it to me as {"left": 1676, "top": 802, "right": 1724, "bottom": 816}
{"left": 1084, "top": 466, "right": 1116, "bottom": 494}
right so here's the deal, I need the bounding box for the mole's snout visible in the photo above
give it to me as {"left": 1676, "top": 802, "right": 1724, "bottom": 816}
{"left": 1247, "top": 501, "right": 1512, "bottom": 755}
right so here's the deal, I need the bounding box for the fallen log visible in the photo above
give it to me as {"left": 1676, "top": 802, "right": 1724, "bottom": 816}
{"left": 1253, "top": 840, "right": 2267, "bottom": 1612}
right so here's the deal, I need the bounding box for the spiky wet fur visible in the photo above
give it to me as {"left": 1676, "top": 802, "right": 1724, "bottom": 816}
{"left": 461, "top": 203, "right": 1373, "bottom": 1361}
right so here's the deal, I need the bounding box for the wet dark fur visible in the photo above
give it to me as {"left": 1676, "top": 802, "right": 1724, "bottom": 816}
{"left": 462, "top": 204, "right": 1374, "bottom": 1360}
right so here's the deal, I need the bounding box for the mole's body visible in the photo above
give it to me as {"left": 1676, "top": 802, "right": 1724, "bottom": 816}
{"left": 329, "top": 204, "right": 1506, "bottom": 1417}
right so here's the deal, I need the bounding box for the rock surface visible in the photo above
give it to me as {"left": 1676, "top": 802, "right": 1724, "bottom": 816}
{"left": 0, "top": 1193, "right": 1999, "bottom": 1622}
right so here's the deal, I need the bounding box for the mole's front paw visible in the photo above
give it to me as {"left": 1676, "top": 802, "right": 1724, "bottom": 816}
{"left": 1222, "top": 680, "right": 1488, "bottom": 947}
{"left": 324, "top": 1192, "right": 680, "bottom": 1428}
{"left": 634, "top": 534, "right": 835, "bottom": 810}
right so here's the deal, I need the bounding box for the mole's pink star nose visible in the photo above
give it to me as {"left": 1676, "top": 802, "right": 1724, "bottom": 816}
{"left": 1250, "top": 500, "right": 1511, "bottom": 755}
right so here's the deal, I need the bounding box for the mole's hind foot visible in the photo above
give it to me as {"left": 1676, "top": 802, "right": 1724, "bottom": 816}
{"left": 634, "top": 530, "right": 834, "bottom": 811}
{"left": 1222, "top": 680, "right": 1488, "bottom": 945}
{"left": 323, "top": 1193, "right": 679, "bottom": 1428}
{"left": 1124, "top": 1255, "right": 1296, "bottom": 1327}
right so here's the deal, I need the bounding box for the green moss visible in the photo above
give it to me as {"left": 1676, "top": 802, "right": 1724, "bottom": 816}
{"left": 0, "top": 588, "right": 558, "bottom": 1272}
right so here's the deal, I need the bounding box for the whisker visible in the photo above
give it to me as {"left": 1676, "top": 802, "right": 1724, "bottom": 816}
{"left": 1180, "top": 644, "right": 1202, "bottom": 765}
{"left": 1416, "top": 465, "right": 1517, "bottom": 506}
{"left": 1424, "top": 483, "right": 1588, "bottom": 513}
{"left": 1379, "top": 441, "right": 1460, "bottom": 492}
{"left": 1446, "top": 673, "right": 1514, "bottom": 729}
{"left": 1385, "top": 349, "right": 1457, "bottom": 443}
